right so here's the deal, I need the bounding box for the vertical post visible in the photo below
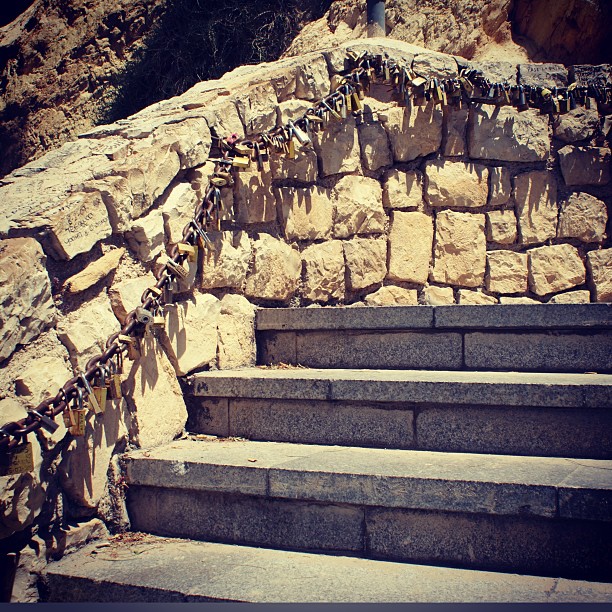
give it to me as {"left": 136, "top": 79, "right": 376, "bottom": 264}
{"left": 367, "top": 0, "right": 385, "bottom": 38}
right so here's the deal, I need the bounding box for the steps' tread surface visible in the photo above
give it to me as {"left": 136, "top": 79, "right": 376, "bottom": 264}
{"left": 125, "top": 439, "right": 612, "bottom": 520}
{"left": 45, "top": 535, "right": 612, "bottom": 603}
{"left": 191, "top": 367, "right": 612, "bottom": 407}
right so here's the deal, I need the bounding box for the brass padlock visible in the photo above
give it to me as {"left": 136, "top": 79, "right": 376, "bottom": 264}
{"left": 166, "top": 257, "right": 189, "bottom": 280}
{"left": 0, "top": 439, "right": 34, "bottom": 476}
{"left": 79, "top": 372, "right": 101, "bottom": 415}
{"left": 286, "top": 138, "right": 296, "bottom": 160}
{"left": 232, "top": 155, "right": 250, "bottom": 169}
{"left": 352, "top": 91, "right": 363, "bottom": 111}
{"left": 92, "top": 366, "right": 108, "bottom": 414}
{"left": 345, "top": 90, "right": 352, "bottom": 113}
{"left": 64, "top": 388, "right": 87, "bottom": 436}
{"left": 108, "top": 358, "right": 123, "bottom": 400}
{"left": 119, "top": 334, "right": 141, "bottom": 362}
{"left": 152, "top": 304, "right": 166, "bottom": 329}
{"left": 177, "top": 242, "right": 198, "bottom": 262}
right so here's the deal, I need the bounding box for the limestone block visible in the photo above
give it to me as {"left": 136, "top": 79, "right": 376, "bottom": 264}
{"left": 235, "top": 82, "right": 278, "bottom": 135}
{"left": 57, "top": 398, "right": 129, "bottom": 510}
{"left": 518, "top": 63, "right": 568, "bottom": 88}
{"left": 463, "top": 61, "right": 517, "bottom": 84}
{"left": 558, "top": 146, "right": 611, "bottom": 186}
{"left": 126, "top": 209, "right": 165, "bottom": 263}
{"left": 332, "top": 176, "right": 385, "bottom": 238}
{"left": 0, "top": 469, "right": 46, "bottom": 540}
{"left": 486, "top": 251, "right": 528, "bottom": 294}
{"left": 553, "top": 107, "right": 600, "bottom": 143}
{"left": 528, "top": 244, "right": 586, "bottom": 296}
{"left": 161, "top": 182, "right": 201, "bottom": 245}
{"left": 548, "top": 291, "right": 591, "bottom": 304}
{"left": 514, "top": 171, "right": 558, "bottom": 245}
{"left": 277, "top": 185, "right": 333, "bottom": 241}
{"left": 234, "top": 166, "right": 277, "bottom": 225}
{"left": 202, "top": 100, "right": 245, "bottom": 140}
{"left": 200, "top": 231, "right": 251, "bottom": 290}
{"left": 301, "top": 241, "right": 345, "bottom": 303}
{"left": 64, "top": 248, "right": 126, "bottom": 295}
{"left": 571, "top": 65, "right": 612, "bottom": 88}
{"left": 558, "top": 192, "right": 608, "bottom": 243}
{"left": 161, "top": 293, "right": 220, "bottom": 376}
{"left": 313, "top": 116, "right": 360, "bottom": 177}
{"left": 364, "top": 286, "right": 418, "bottom": 306}
{"left": 425, "top": 160, "right": 489, "bottom": 209}
{"left": 47, "top": 191, "right": 113, "bottom": 260}
{"left": 383, "top": 169, "right": 424, "bottom": 210}
{"left": 122, "top": 333, "right": 187, "bottom": 449}
{"left": 217, "top": 295, "right": 256, "bottom": 370}
{"left": 114, "top": 139, "right": 181, "bottom": 219}
{"left": 423, "top": 285, "right": 455, "bottom": 305}
{"left": 153, "top": 117, "right": 212, "bottom": 170}
{"left": 499, "top": 296, "right": 540, "bottom": 304}
{"left": 382, "top": 102, "right": 443, "bottom": 162}
{"left": 486, "top": 210, "right": 517, "bottom": 245}
{"left": 468, "top": 105, "right": 550, "bottom": 162}
{"left": 489, "top": 167, "right": 511, "bottom": 206}
{"left": 244, "top": 234, "right": 301, "bottom": 302}
{"left": 443, "top": 106, "right": 469, "bottom": 156}
{"left": 387, "top": 211, "right": 433, "bottom": 284}
{"left": 432, "top": 211, "right": 486, "bottom": 288}
{"left": 57, "top": 294, "right": 119, "bottom": 371}
{"left": 295, "top": 55, "right": 331, "bottom": 100}
{"left": 0, "top": 238, "right": 56, "bottom": 363}
{"left": 343, "top": 237, "right": 387, "bottom": 291}
{"left": 413, "top": 52, "right": 458, "bottom": 79}
{"left": 277, "top": 99, "right": 313, "bottom": 126}
{"left": 269, "top": 148, "right": 318, "bottom": 183}
{"left": 587, "top": 249, "right": 612, "bottom": 302}
{"left": 83, "top": 175, "right": 132, "bottom": 234}
{"left": 358, "top": 122, "right": 392, "bottom": 172}
{"left": 108, "top": 273, "right": 158, "bottom": 325}
{"left": 14, "top": 352, "right": 72, "bottom": 407}
{"left": 458, "top": 290, "right": 498, "bottom": 305}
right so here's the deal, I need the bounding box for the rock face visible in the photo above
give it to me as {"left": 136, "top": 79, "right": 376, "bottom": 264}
{"left": 528, "top": 244, "right": 586, "bottom": 296}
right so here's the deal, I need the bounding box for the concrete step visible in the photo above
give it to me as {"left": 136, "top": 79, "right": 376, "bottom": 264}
{"left": 124, "top": 439, "right": 612, "bottom": 581}
{"left": 188, "top": 368, "right": 612, "bottom": 458}
{"left": 256, "top": 304, "right": 612, "bottom": 373}
{"left": 44, "top": 535, "right": 612, "bottom": 603}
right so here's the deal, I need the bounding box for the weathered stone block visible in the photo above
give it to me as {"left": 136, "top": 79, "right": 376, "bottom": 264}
{"left": 217, "top": 295, "right": 256, "bottom": 370}
{"left": 558, "top": 192, "right": 608, "bottom": 243}
{"left": 587, "top": 249, "right": 612, "bottom": 302}
{"left": 432, "top": 211, "right": 486, "bottom": 288}
{"left": 64, "top": 248, "right": 125, "bottom": 295}
{"left": 277, "top": 185, "right": 333, "bottom": 241}
{"left": 108, "top": 273, "right": 158, "bottom": 325}
{"left": 514, "top": 171, "right": 558, "bottom": 245}
{"left": 153, "top": 117, "right": 212, "bottom": 170}
{"left": 468, "top": 105, "right": 550, "bottom": 162}
{"left": 499, "top": 296, "right": 541, "bottom": 304}
{"left": 332, "top": 176, "right": 385, "bottom": 239}
{"left": 518, "top": 63, "right": 568, "bottom": 88}
{"left": 301, "top": 241, "right": 345, "bottom": 303}
{"left": 245, "top": 234, "right": 301, "bottom": 302}
{"left": 313, "top": 116, "right": 361, "bottom": 177}
{"left": 295, "top": 55, "right": 331, "bottom": 100}
{"left": 413, "top": 52, "right": 458, "bottom": 79}
{"left": 553, "top": 107, "right": 600, "bottom": 144}
{"left": 489, "top": 167, "right": 511, "bottom": 206}
{"left": 47, "top": 191, "right": 113, "bottom": 260}
{"left": 122, "top": 333, "right": 187, "bottom": 449}
{"left": 358, "top": 121, "right": 392, "bottom": 172}
{"left": 425, "top": 160, "right": 489, "bottom": 209}
{"left": 269, "top": 148, "right": 318, "bottom": 183}
{"left": 570, "top": 64, "right": 612, "bottom": 88}
{"left": 126, "top": 209, "right": 165, "bottom": 263}
{"left": 457, "top": 290, "right": 497, "bottom": 305}
{"left": 364, "top": 287, "right": 418, "bottom": 306}
{"left": 234, "top": 166, "right": 277, "bottom": 225}
{"left": 0, "top": 238, "right": 56, "bottom": 363}
{"left": 383, "top": 169, "right": 424, "bottom": 209}
{"left": 344, "top": 237, "right": 387, "bottom": 291}
{"left": 548, "top": 291, "right": 591, "bottom": 304}
{"left": 161, "top": 182, "right": 201, "bottom": 245}
{"left": 200, "top": 231, "right": 251, "bottom": 290}
{"left": 235, "top": 82, "right": 278, "bottom": 135}
{"left": 276, "top": 99, "right": 313, "bottom": 126}
{"left": 558, "top": 146, "right": 611, "bottom": 186}
{"left": 486, "top": 251, "right": 528, "bottom": 294}
{"left": 84, "top": 175, "right": 132, "bottom": 234}
{"left": 423, "top": 285, "right": 455, "bottom": 305}
{"left": 528, "top": 244, "right": 586, "bottom": 296}
{"left": 486, "top": 210, "right": 517, "bottom": 245}
{"left": 382, "top": 102, "right": 443, "bottom": 162}
{"left": 443, "top": 106, "right": 469, "bottom": 157}
{"left": 387, "top": 211, "right": 433, "bottom": 284}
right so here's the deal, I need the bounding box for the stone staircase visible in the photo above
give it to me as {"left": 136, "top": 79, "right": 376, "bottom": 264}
{"left": 44, "top": 304, "right": 612, "bottom": 602}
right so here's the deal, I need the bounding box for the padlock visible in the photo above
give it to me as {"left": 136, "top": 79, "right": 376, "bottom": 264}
{"left": 92, "top": 366, "right": 108, "bottom": 414}
{"left": 119, "top": 334, "right": 141, "bottom": 362}
{"left": 64, "top": 388, "right": 87, "bottom": 436}
{"left": 164, "top": 277, "right": 178, "bottom": 303}
{"left": 29, "top": 409, "right": 59, "bottom": 434}
{"left": 321, "top": 100, "right": 342, "bottom": 121}
{"left": 134, "top": 306, "right": 154, "bottom": 325}
{"left": 177, "top": 242, "right": 198, "bottom": 262}
{"left": 166, "top": 257, "right": 189, "bottom": 280}
{"left": 231, "top": 156, "right": 250, "bottom": 169}
{"left": 344, "top": 89, "right": 353, "bottom": 113}
{"left": 233, "top": 143, "right": 251, "bottom": 156}
{"left": 108, "top": 358, "right": 123, "bottom": 400}
{"left": 152, "top": 304, "right": 166, "bottom": 329}
{"left": 79, "top": 372, "right": 101, "bottom": 415}
{"left": 412, "top": 76, "right": 427, "bottom": 89}
{"left": 210, "top": 176, "right": 227, "bottom": 187}
{"left": 286, "top": 138, "right": 296, "bottom": 160}
{"left": 0, "top": 439, "right": 34, "bottom": 476}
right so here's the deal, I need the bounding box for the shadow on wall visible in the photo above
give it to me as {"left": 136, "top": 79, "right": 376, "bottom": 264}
{"left": 100, "top": 0, "right": 333, "bottom": 125}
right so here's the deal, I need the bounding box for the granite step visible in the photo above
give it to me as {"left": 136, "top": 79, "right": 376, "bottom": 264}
{"left": 188, "top": 368, "right": 612, "bottom": 458}
{"left": 256, "top": 304, "right": 612, "bottom": 373}
{"left": 44, "top": 536, "right": 612, "bottom": 603}
{"left": 123, "top": 439, "right": 612, "bottom": 581}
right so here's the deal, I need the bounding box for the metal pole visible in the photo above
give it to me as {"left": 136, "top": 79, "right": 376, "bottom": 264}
{"left": 367, "top": 0, "right": 385, "bottom": 38}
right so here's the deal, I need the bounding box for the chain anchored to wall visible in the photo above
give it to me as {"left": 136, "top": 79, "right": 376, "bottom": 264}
{"left": 1, "top": 50, "right": 611, "bottom": 474}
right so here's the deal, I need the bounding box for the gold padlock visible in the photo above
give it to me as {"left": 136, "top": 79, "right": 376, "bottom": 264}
{"left": 79, "top": 372, "right": 101, "bottom": 415}
{"left": 286, "top": 138, "right": 296, "bottom": 160}
{"left": 119, "top": 334, "right": 141, "bottom": 361}
{"left": 108, "top": 358, "right": 123, "bottom": 400}
{"left": 65, "top": 388, "right": 87, "bottom": 436}
{"left": 92, "top": 366, "right": 108, "bottom": 414}
{"left": 231, "top": 156, "right": 250, "bottom": 169}
{"left": 177, "top": 242, "right": 198, "bottom": 262}
{"left": 0, "top": 440, "right": 34, "bottom": 476}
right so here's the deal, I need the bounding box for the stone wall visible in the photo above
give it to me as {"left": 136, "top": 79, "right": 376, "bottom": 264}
{"left": 0, "top": 38, "right": 611, "bottom": 600}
